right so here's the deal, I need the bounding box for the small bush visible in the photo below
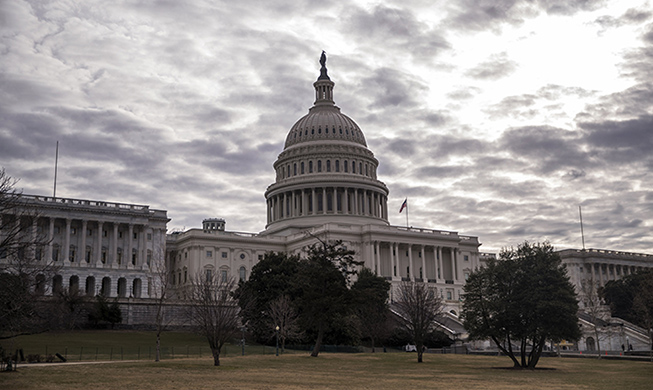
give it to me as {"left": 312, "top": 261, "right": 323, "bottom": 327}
{"left": 26, "top": 354, "right": 41, "bottom": 363}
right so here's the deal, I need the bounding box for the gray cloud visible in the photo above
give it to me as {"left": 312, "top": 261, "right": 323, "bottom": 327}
{"left": 465, "top": 52, "right": 518, "bottom": 80}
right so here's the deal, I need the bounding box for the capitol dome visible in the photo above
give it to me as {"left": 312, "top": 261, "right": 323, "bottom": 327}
{"left": 263, "top": 52, "right": 389, "bottom": 235}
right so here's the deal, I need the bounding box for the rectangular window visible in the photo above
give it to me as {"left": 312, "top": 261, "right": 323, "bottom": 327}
{"left": 206, "top": 250, "right": 213, "bottom": 257}
{"left": 447, "top": 291, "right": 452, "bottom": 300}
{"left": 119, "top": 231, "right": 123, "bottom": 238}
{"left": 221, "top": 270, "right": 228, "bottom": 282}
{"left": 55, "top": 226, "right": 61, "bottom": 234}
{"left": 258, "top": 254, "right": 263, "bottom": 260}
{"left": 147, "top": 233, "right": 152, "bottom": 241}
{"left": 103, "top": 230, "right": 108, "bottom": 237}
{"left": 222, "top": 252, "right": 228, "bottom": 258}
{"left": 133, "top": 232, "right": 138, "bottom": 239}
{"left": 206, "top": 269, "right": 212, "bottom": 283}
{"left": 71, "top": 227, "right": 77, "bottom": 235}
{"left": 464, "top": 255, "right": 469, "bottom": 261}
{"left": 87, "top": 229, "right": 93, "bottom": 236}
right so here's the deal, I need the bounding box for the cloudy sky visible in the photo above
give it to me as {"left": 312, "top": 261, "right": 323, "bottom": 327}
{"left": 1, "top": 1, "right": 652, "bottom": 253}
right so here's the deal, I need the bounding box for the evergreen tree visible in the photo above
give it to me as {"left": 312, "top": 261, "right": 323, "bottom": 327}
{"left": 462, "top": 241, "right": 580, "bottom": 368}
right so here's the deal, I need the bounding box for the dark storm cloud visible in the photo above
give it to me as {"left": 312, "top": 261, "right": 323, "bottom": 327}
{"left": 465, "top": 52, "right": 517, "bottom": 80}
{"left": 579, "top": 115, "right": 653, "bottom": 166}
{"left": 345, "top": 4, "right": 450, "bottom": 62}
{"left": 447, "top": 0, "right": 603, "bottom": 31}
{"left": 594, "top": 7, "right": 652, "bottom": 30}
{"left": 498, "top": 126, "right": 587, "bottom": 174}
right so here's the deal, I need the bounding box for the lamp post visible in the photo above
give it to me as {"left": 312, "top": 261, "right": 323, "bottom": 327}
{"left": 241, "top": 326, "right": 245, "bottom": 356}
{"left": 275, "top": 325, "right": 280, "bottom": 356}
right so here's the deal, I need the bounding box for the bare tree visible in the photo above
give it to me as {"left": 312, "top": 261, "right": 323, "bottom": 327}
{"left": 189, "top": 271, "right": 240, "bottom": 366}
{"left": 395, "top": 281, "right": 443, "bottom": 363}
{"left": 151, "top": 248, "right": 171, "bottom": 362}
{"left": 580, "top": 279, "right": 604, "bottom": 358}
{"left": 0, "top": 168, "right": 59, "bottom": 339}
{"left": 267, "top": 294, "right": 303, "bottom": 353}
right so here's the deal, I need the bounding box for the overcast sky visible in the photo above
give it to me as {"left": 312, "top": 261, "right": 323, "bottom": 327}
{"left": 1, "top": 1, "right": 652, "bottom": 253}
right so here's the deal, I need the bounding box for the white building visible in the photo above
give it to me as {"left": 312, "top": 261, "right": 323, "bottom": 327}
{"left": 559, "top": 248, "right": 653, "bottom": 352}
{"left": 0, "top": 195, "right": 168, "bottom": 299}
{"left": 166, "top": 55, "right": 486, "bottom": 320}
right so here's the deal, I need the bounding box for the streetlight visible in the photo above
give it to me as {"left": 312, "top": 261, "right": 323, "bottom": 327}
{"left": 241, "top": 326, "right": 245, "bottom": 356}
{"left": 275, "top": 325, "right": 280, "bottom": 356}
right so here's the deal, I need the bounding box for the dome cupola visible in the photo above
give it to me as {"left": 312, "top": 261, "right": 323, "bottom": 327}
{"left": 264, "top": 52, "right": 389, "bottom": 235}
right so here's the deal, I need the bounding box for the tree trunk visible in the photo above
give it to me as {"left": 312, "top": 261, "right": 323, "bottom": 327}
{"left": 155, "top": 332, "right": 161, "bottom": 362}
{"left": 371, "top": 336, "right": 375, "bottom": 353}
{"left": 211, "top": 347, "right": 221, "bottom": 366}
{"left": 416, "top": 343, "right": 423, "bottom": 363}
{"left": 281, "top": 336, "right": 286, "bottom": 353}
{"left": 311, "top": 324, "right": 324, "bottom": 357}
{"left": 595, "top": 326, "right": 602, "bottom": 359}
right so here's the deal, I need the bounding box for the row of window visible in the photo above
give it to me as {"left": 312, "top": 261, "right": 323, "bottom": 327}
{"left": 171, "top": 266, "right": 248, "bottom": 286}
{"left": 279, "top": 159, "right": 375, "bottom": 180}
{"left": 43, "top": 275, "right": 146, "bottom": 298}
{"left": 46, "top": 226, "right": 152, "bottom": 240}
{"left": 290, "top": 125, "right": 362, "bottom": 140}
{"left": 49, "top": 244, "right": 152, "bottom": 265}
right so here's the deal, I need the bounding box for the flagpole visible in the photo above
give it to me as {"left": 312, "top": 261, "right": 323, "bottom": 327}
{"left": 579, "top": 205, "right": 585, "bottom": 250}
{"left": 53, "top": 141, "right": 59, "bottom": 198}
{"left": 405, "top": 198, "right": 409, "bottom": 228}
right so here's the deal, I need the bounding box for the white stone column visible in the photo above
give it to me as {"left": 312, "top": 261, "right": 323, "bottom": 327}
{"left": 47, "top": 217, "right": 55, "bottom": 261}
{"left": 452, "top": 248, "right": 459, "bottom": 281}
{"left": 321, "top": 188, "right": 326, "bottom": 214}
{"left": 437, "top": 246, "right": 443, "bottom": 281}
{"left": 127, "top": 224, "right": 134, "bottom": 266}
{"left": 96, "top": 221, "right": 104, "bottom": 264}
{"left": 283, "top": 193, "right": 287, "bottom": 218}
{"left": 80, "top": 220, "right": 87, "bottom": 263}
{"left": 311, "top": 188, "right": 317, "bottom": 215}
{"left": 343, "top": 188, "right": 349, "bottom": 215}
{"left": 408, "top": 244, "right": 414, "bottom": 280}
{"left": 391, "top": 242, "right": 397, "bottom": 278}
{"left": 140, "top": 225, "right": 146, "bottom": 267}
{"left": 375, "top": 241, "right": 381, "bottom": 275}
{"left": 421, "top": 245, "right": 426, "bottom": 281}
{"left": 112, "top": 223, "right": 118, "bottom": 266}
{"left": 63, "top": 219, "right": 71, "bottom": 263}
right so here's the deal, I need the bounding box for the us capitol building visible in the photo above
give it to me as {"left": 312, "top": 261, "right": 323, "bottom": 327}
{"left": 167, "top": 54, "right": 484, "bottom": 319}
{"left": 2, "top": 54, "right": 651, "bottom": 349}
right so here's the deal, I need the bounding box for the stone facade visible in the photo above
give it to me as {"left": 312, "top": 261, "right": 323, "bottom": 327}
{"left": 0, "top": 195, "right": 168, "bottom": 299}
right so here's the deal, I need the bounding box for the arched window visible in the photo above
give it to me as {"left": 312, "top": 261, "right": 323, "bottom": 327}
{"left": 359, "top": 162, "right": 362, "bottom": 175}
{"left": 101, "top": 277, "right": 111, "bottom": 296}
{"left": 317, "top": 160, "right": 322, "bottom": 172}
{"left": 117, "top": 277, "right": 127, "bottom": 298}
{"left": 301, "top": 162, "right": 305, "bottom": 174}
{"left": 335, "top": 160, "right": 340, "bottom": 172}
{"left": 326, "top": 160, "right": 331, "bottom": 172}
{"left": 309, "top": 161, "right": 313, "bottom": 173}
{"left": 133, "top": 279, "right": 142, "bottom": 298}
{"left": 294, "top": 163, "right": 297, "bottom": 176}
{"left": 53, "top": 275, "right": 63, "bottom": 294}
{"left": 344, "top": 160, "right": 348, "bottom": 172}
{"left": 352, "top": 161, "right": 356, "bottom": 174}
{"left": 239, "top": 266, "right": 246, "bottom": 281}
{"left": 69, "top": 275, "right": 79, "bottom": 294}
{"left": 85, "top": 276, "right": 95, "bottom": 296}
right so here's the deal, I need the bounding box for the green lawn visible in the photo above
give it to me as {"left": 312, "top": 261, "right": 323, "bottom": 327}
{"left": 1, "top": 352, "right": 651, "bottom": 390}
{"left": 1, "top": 331, "right": 651, "bottom": 389}
{"left": 0, "top": 330, "right": 280, "bottom": 362}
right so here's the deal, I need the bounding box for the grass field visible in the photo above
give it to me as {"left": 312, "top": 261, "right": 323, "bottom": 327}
{"left": 0, "top": 330, "right": 282, "bottom": 361}
{"left": 1, "top": 331, "right": 651, "bottom": 389}
{"left": 2, "top": 351, "right": 652, "bottom": 389}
